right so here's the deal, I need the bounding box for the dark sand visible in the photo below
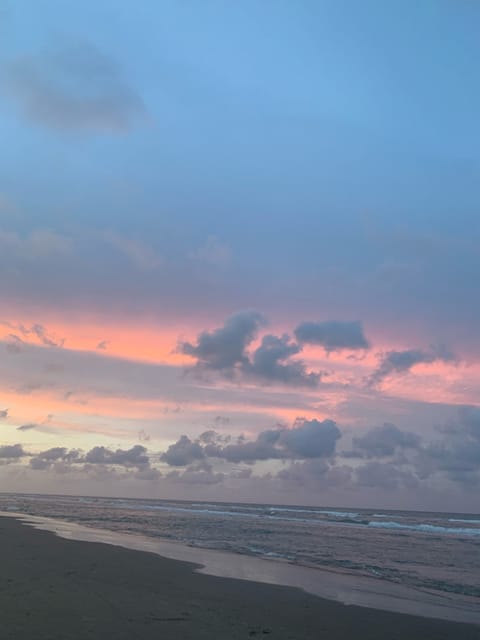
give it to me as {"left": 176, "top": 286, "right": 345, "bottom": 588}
{"left": 1, "top": 516, "right": 479, "bottom": 640}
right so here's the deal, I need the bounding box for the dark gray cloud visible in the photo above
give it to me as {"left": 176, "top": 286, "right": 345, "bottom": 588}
{"left": 347, "top": 423, "right": 421, "bottom": 458}
{"left": 206, "top": 429, "right": 281, "bottom": 463}
{"left": 36, "top": 447, "right": 80, "bottom": 462}
{"left": 294, "top": 320, "right": 369, "bottom": 352}
{"left": 84, "top": 445, "right": 149, "bottom": 469}
{"left": 179, "top": 310, "right": 264, "bottom": 372}
{"left": 279, "top": 418, "right": 341, "bottom": 458}
{"left": 248, "top": 334, "right": 320, "bottom": 387}
{"left": 161, "top": 435, "right": 205, "bottom": 467}
{"left": 0, "top": 408, "right": 8, "bottom": 419}
{"left": 29, "top": 457, "right": 52, "bottom": 471}
{"left": 24, "top": 445, "right": 153, "bottom": 476}
{"left": 17, "top": 423, "right": 37, "bottom": 432}
{"left": 2, "top": 405, "right": 479, "bottom": 496}
{"left": 29, "top": 447, "right": 80, "bottom": 470}
{"left": 0, "top": 444, "right": 27, "bottom": 459}
{"left": 181, "top": 312, "right": 320, "bottom": 388}
{"left": 3, "top": 41, "right": 147, "bottom": 133}
{"left": 162, "top": 418, "right": 341, "bottom": 466}
{"left": 154, "top": 412, "right": 480, "bottom": 493}
{"left": 16, "top": 414, "right": 52, "bottom": 432}
{"left": 370, "top": 345, "right": 457, "bottom": 385}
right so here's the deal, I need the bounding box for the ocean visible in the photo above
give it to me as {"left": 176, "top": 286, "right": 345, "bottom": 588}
{"left": 1, "top": 493, "right": 479, "bottom": 621}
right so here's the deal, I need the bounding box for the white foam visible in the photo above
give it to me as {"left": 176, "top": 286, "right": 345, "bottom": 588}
{"left": 368, "top": 521, "right": 480, "bottom": 536}
{"left": 92, "top": 501, "right": 360, "bottom": 526}
{"left": 272, "top": 508, "right": 359, "bottom": 518}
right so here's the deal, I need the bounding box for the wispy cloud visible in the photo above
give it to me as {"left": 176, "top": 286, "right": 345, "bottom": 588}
{"left": 369, "top": 345, "right": 457, "bottom": 386}
{"left": 1, "top": 321, "right": 64, "bottom": 348}
{"left": 3, "top": 41, "right": 148, "bottom": 133}
{"left": 104, "top": 231, "right": 163, "bottom": 270}
{"left": 189, "top": 236, "right": 232, "bottom": 267}
{"left": 17, "top": 422, "right": 38, "bottom": 432}
{"left": 0, "top": 228, "right": 72, "bottom": 260}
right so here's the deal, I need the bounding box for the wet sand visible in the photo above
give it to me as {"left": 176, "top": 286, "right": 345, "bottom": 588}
{"left": 1, "top": 516, "right": 479, "bottom": 640}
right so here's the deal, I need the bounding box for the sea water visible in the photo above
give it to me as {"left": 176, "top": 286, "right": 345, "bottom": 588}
{"left": 1, "top": 492, "right": 479, "bottom": 621}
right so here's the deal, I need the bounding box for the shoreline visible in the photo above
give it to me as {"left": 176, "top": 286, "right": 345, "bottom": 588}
{"left": 1, "top": 514, "right": 479, "bottom": 640}
{"left": 2, "top": 511, "right": 479, "bottom": 627}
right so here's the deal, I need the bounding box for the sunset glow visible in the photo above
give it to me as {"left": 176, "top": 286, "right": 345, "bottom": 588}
{"left": 1, "top": 0, "right": 480, "bottom": 512}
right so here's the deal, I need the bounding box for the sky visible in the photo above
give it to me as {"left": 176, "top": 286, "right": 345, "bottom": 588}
{"left": 0, "top": 0, "right": 480, "bottom": 511}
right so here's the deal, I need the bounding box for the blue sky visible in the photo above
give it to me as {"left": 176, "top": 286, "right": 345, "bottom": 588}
{"left": 0, "top": 1, "right": 479, "bottom": 509}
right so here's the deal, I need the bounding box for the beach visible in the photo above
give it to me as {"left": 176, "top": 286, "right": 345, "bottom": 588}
{"left": 1, "top": 516, "right": 479, "bottom": 640}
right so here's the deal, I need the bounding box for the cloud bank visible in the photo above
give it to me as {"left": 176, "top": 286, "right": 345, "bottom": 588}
{"left": 370, "top": 346, "right": 457, "bottom": 385}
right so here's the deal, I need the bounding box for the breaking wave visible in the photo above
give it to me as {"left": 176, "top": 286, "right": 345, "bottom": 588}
{"left": 368, "top": 521, "right": 480, "bottom": 536}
